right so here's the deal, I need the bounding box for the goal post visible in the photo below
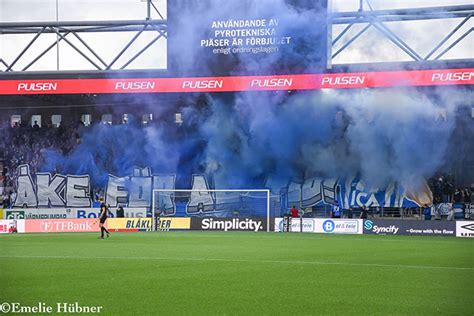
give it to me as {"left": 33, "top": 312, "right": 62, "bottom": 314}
{"left": 152, "top": 189, "right": 271, "bottom": 232}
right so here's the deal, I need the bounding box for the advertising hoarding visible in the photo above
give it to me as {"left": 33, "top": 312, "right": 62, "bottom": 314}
{"left": 2, "top": 208, "right": 149, "bottom": 219}
{"left": 191, "top": 217, "right": 267, "bottom": 232}
{"left": 456, "top": 221, "right": 474, "bottom": 238}
{"left": 363, "top": 219, "right": 456, "bottom": 236}
{"left": 274, "top": 218, "right": 363, "bottom": 234}
{"left": 24, "top": 219, "right": 100, "bottom": 233}
{"left": 0, "top": 219, "right": 25, "bottom": 233}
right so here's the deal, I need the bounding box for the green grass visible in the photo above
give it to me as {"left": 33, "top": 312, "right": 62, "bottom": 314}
{"left": 0, "top": 232, "right": 473, "bottom": 315}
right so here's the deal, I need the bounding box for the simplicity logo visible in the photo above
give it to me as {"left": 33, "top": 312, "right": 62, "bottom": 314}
{"left": 202, "top": 218, "right": 262, "bottom": 231}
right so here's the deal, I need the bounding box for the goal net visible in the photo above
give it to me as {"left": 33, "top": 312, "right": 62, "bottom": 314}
{"left": 152, "top": 189, "right": 271, "bottom": 232}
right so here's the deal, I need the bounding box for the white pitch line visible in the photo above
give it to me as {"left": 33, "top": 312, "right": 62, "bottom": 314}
{"left": 0, "top": 255, "right": 472, "bottom": 271}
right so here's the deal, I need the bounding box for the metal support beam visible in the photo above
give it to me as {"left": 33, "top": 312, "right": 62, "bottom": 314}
{"left": 424, "top": 12, "right": 473, "bottom": 60}
{"left": 332, "top": 23, "right": 372, "bottom": 59}
{"left": 150, "top": 1, "right": 165, "bottom": 20}
{"left": 6, "top": 27, "right": 45, "bottom": 71}
{"left": 120, "top": 31, "right": 166, "bottom": 69}
{"left": 69, "top": 31, "right": 108, "bottom": 68}
{"left": 331, "top": 4, "right": 473, "bottom": 65}
{"left": 371, "top": 21, "right": 422, "bottom": 61}
{"left": 0, "top": 4, "right": 472, "bottom": 73}
{"left": 434, "top": 27, "right": 473, "bottom": 60}
{"left": 22, "top": 32, "right": 70, "bottom": 71}
{"left": 50, "top": 27, "right": 102, "bottom": 70}
{"left": 106, "top": 25, "right": 148, "bottom": 70}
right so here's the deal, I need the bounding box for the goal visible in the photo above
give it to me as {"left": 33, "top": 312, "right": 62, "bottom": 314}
{"left": 152, "top": 189, "right": 271, "bottom": 232}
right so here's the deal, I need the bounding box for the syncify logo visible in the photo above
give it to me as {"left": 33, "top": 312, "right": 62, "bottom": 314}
{"left": 364, "top": 220, "right": 374, "bottom": 230}
{"left": 201, "top": 218, "right": 263, "bottom": 232}
{"left": 364, "top": 220, "right": 399, "bottom": 234}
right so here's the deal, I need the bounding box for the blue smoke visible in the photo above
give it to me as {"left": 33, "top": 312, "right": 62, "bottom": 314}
{"left": 37, "top": 0, "right": 473, "bottom": 191}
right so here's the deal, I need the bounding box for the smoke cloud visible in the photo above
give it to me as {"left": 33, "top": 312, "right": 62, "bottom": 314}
{"left": 36, "top": 0, "right": 472, "bottom": 192}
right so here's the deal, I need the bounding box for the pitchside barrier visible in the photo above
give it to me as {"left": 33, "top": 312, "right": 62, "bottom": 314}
{"left": 1, "top": 217, "right": 473, "bottom": 238}
{"left": 363, "top": 219, "right": 456, "bottom": 236}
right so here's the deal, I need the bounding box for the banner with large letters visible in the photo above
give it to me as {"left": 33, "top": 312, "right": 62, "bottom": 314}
{"left": 11, "top": 165, "right": 431, "bottom": 217}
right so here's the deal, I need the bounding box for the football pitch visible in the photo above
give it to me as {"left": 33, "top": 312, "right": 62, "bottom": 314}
{"left": 1, "top": 232, "right": 472, "bottom": 315}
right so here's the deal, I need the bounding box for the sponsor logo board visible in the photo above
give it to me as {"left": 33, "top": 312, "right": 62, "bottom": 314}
{"left": 6, "top": 208, "right": 149, "bottom": 219}
{"left": 24, "top": 219, "right": 100, "bottom": 233}
{"left": 363, "top": 220, "right": 455, "bottom": 236}
{"left": 315, "top": 219, "right": 362, "bottom": 234}
{"left": 191, "top": 217, "right": 266, "bottom": 232}
{"left": 106, "top": 218, "right": 153, "bottom": 232}
{"left": 107, "top": 217, "right": 190, "bottom": 232}
{"left": 6, "top": 210, "right": 25, "bottom": 219}
{"left": 274, "top": 218, "right": 362, "bottom": 234}
{"left": 1, "top": 69, "right": 472, "bottom": 96}
{"left": 274, "top": 218, "right": 315, "bottom": 232}
{"left": 0, "top": 219, "right": 25, "bottom": 233}
{"left": 156, "top": 217, "right": 190, "bottom": 230}
{"left": 456, "top": 221, "right": 474, "bottom": 238}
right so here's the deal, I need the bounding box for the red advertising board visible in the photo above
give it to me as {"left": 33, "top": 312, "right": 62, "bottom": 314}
{"left": 0, "top": 68, "right": 472, "bottom": 95}
{"left": 24, "top": 219, "right": 100, "bottom": 233}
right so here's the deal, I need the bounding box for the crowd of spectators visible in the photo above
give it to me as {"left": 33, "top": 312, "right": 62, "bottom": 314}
{"left": 0, "top": 121, "right": 82, "bottom": 207}
{"left": 429, "top": 174, "right": 472, "bottom": 204}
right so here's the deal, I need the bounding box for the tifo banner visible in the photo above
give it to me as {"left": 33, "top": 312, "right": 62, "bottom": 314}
{"left": 12, "top": 165, "right": 432, "bottom": 213}
{"left": 0, "top": 219, "right": 25, "bottom": 233}
{"left": 456, "top": 221, "right": 474, "bottom": 238}
{"left": 274, "top": 218, "right": 363, "bottom": 234}
{"left": 0, "top": 69, "right": 472, "bottom": 95}
{"left": 106, "top": 218, "right": 153, "bottom": 232}
{"left": 191, "top": 217, "right": 267, "bottom": 232}
{"left": 363, "top": 219, "right": 455, "bottom": 236}
{"left": 24, "top": 219, "right": 100, "bottom": 233}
